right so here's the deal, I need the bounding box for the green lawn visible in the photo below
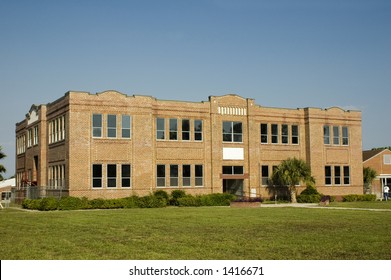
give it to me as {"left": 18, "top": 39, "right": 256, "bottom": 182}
{"left": 329, "top": 201, "right": 391, "bottom": 209}
{"left": 0, "top": 206, "right": 390, "bottom": 260}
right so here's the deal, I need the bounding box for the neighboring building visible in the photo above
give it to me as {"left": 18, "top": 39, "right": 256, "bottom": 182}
{"left": 0, "top": 178, "right": 15, "bottom": 204}
{"left": 363, "top": 148, "right": 391, "bottom": 199}
{"left": 15, "top": 90, "right": 363, "bottom": 200}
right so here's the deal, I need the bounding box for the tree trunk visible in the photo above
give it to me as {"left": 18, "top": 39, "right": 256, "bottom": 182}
{"left": 290, "top": 188, "right": 297, "bottom": 203}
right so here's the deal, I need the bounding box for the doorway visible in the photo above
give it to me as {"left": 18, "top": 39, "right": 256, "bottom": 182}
{"left": 223, "top": 179, "right": 244, "bottom": 197}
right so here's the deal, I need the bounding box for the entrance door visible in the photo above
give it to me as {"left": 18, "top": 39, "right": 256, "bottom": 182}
{"left": 223, "top": 179, "right": 244, "bottom": 197}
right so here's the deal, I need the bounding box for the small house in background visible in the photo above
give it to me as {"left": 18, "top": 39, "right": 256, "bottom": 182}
{"left": 363, "top": 149, "right": 391, "bottom": 199}
{"left": 0, "top": 178, "right": 15, "bottom": 206}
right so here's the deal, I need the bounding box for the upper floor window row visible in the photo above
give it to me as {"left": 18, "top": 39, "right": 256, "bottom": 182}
{"left": 324, "top": 125, "right": 349, "bottom": 146}
{"left": 49, "top": 115, "right": 66, "bottom": 144}
{"left": 16, "top": 135, "right": 26, "bottom": 155}
{"left": 223, "top": 121, "right": 242, "bottom": 143}
{"left": 27, "top": 125, "right": 39, "bottom": 148}
{"left": 261, "top": 124, "right": 299, "bottom": 145}
{"left": 92, "top": 114, "right": 132, "bottom": 139}
{"left": 156, "top": 118, "right": 203, "bottom": 142}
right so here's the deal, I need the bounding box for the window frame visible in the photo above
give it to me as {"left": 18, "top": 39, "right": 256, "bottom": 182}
{"left": 260, "top": 123, "right": 268, "bottom": 144}
{"left": 107, "top": 164, "right": 117, "bottom": 188}
{"left": 92, "top": 164, "right": 103, "bottom": 188}
{"left": 92, "top": 114, "right": 103, "bottom": 138}
{"left": 342, "top": 126, "right": 349, "bottom": 146}
{"left": 121, "top": 164, "right": 131, "bottom": 188}
{"left": 223, "top": 121, "right": 243, "bottom": 143}
{"left": 156, "top": 118, "right": 165, "bottom": 140}
{"left": 121, "top": 115, "right": 131, "bottom": 139}
{"left": 324, "top": 125, "right": 330, "bottom": 145}
{"left": 107, "top": 114, "right": 117, "bottom": 138}
{"left": 333, "top": 126, "right": 340, "bottom": 145}
{"left": 194, "top": 120, "right": 203, "bottom": 141}
{"left": 169, "top": 118, "right": 178, "bottom": 141}
{"left": 182, "top": 119, "right": 190, "bottom": 141}
{"left": 282, "top": 124, "right": 289, "bottom": 144}
{"left": 156, "top": 164, "right": 166, "bottom": 187}
{"left": 271, "top": 124, "right": 279, "bottom": 144}
{"left": 195, "top": 165, "right": 203, "bottom": 187}
{"left": 170, "top": 164, "right": 179, "bottom": 187}
{"left": 291, "top": 125, "right": 299, "bottom": 145}
{"left": 182, "top": 164, "right": 191, "bottom": 187}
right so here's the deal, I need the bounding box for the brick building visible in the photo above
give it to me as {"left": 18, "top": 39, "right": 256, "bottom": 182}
{"left": 15, "top": 90, "right": 363, "bottom": 200}
{"left": 363, "top": 148, "right": 391, "bottom": 199}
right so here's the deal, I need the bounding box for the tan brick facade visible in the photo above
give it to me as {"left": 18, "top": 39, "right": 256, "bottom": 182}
{"left": 15, "top": 90, "right": 363, "bottom": 200}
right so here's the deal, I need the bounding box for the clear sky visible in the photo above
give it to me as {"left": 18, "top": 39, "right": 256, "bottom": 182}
{"left": 0, "top": 0, "right": 390, "bottom": 178}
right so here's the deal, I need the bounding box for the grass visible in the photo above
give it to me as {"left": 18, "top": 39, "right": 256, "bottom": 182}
{"left": 329, "top": 201, "right": 391, "bottom": 209}
{"left": 0, "top": 205, "right": 390, "bottom": 260}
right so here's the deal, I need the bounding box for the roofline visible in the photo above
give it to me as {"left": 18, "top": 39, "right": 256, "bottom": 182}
{"left": 363, "top": 149, "right": 391, "bottom": 163}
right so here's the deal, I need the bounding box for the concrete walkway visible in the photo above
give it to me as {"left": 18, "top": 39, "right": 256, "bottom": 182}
{"left": 261, "top": 203, "right": 391, "bottom": 212}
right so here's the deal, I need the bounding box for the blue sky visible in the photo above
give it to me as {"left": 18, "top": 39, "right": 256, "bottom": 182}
{"left": 0, "top": 0, "right": 390, "bottom": 178}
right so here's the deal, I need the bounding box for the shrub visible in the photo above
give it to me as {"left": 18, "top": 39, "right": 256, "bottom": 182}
{"left": 153, "top": 190, "right": 170, "bottom": 206}
{"left": 22, "top": 198, "right": 41, "bottom": 210}
{"left": 206, "top": 193, "right": 237, "bottom": 206}
{"left": 343, "top": 194, "right": 376, "bottom": 202}
{"left": 177, "top": 195, "right": 202, "bottom": 207}
{"left": 297, "top": 194, "right": 322, "bottom": 203}
{"left": 137, "top": 195, "right": 166, "bottom": 208}
{"left": 300, "top": 185, "right": 320, "bottom": 196}
{"left": 170, "top": 190, "right": 187, "bottom": 206}
{"left": 58, "top": 196, "right": 89, "bottom": 210}
{"left": 38, "top": 197, "right": 59, "bottom": 211}
{"left": 121, "top": 196, "right": 140, "bottom": 208}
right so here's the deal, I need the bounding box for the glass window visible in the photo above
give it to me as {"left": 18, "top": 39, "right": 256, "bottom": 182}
{"left": 122, "top": 115, "right": 131, "bottom": 138}
{"left": 121, "top": 164, "right": 131, "bottom": 188}
{"left": 107, "top": 164, "right": 117, "bottom": 188}
{"left": 195, "top": 165, "right": 203, "bottom": 186}
{"left": 325, "top": 166, "right": 332, "bottom": 185}
{"left": 334, "top": 166, "right": 341, "bottom": 185}
{"left": 261, "top": 165, "right": 269, "bottom": 186}
{"left": 324, "top": 125, "right": 330, "bottom": 145}
{"left": 107, "top": 115, "right": 117, "bottom": 138}
{"left": 182, "top": 119, "right": 190, "bottom": 141}
{"left": 194, "top": 120, "right": 203, "bottom": 141}
{"left": 260, "top": 124, "right": 268, "bottom": 144}
{"left": 333, "top": 126, "right": 340, "bottom": 145}
{"left": 223, "top": 166, "right": 243, "bottom": 175}
{"left": 92, "top": 114, "right": 102, "bottom": 138}
{"left": 343, "top": 166, "right": 350, "bottom": 185}
{"left": 156, "top": 118, "right": 165, "bottom": 140}
{"left": 342, "top": 127, "right": 349, "bottom": 145}
{"left": 157, "top": 165, "right": 166, "bottom": 187}
{"left": 223, "top": 121, "right": 242, "bottom": 143}
{"left": 92, "top": 164, "right": 102, "bottom": 188}
{"left": 384, "top": 155, "right": 391, "bottom": 165}
{"left": 27, "top": 129, "right": 32, "bottom": 147}
{"left": 271, "top": 124, "right": 279, "bottom": 144}
{"left": 33, "top": 126, "right": 39, "bottom": 145}
{"left": 282, "top": 124, "right": 289, "bottom": 144}
{"left": 182, "top": 165, "right": 191, "bottom": 187}
{"left": 170, "top": 165, "right": 179, "bottom": 187}
{"left": 292, "top": 125, "right": 299, "bottom": 144}
{"left": 169, "top": 119, "right": 178, "bottom": 140}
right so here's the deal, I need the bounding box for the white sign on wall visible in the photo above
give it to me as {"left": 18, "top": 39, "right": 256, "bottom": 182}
{"left": 223, "top": 147, "right": 244, "bottom": 160}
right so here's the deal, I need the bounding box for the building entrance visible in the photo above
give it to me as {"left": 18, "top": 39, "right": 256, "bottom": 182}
{"left": 223, "top": 179, "right": 244, "bottom": 197}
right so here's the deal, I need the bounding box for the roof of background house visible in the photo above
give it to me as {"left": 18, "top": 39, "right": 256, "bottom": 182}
{"left": 0, "top": 178, "right": 15, "bottom": 189}
{"left": 363, "top": 149, "right": 391, "bottom": 162}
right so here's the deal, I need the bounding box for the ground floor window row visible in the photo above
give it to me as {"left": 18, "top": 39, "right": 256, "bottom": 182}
{"left": 156, "top": 164, "right": 204, "bottom": 188}
{"left": 260, "top": 165, "right": 351, "bottom": 186}
{"left": 48, "top": 164, "right": 66, "bottom": 189}
{"left": 92, "top": 164, "right": 131, "bottom": 189}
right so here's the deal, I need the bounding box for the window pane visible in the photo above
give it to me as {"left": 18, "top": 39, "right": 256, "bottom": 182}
{"left": 107, "top": 164, "right": 117, "bottom": 188}
{"left": 342, "top": 127, "right": 349, "bottom": 145}
{"left": 325, "top": 166, "right": 332, "bottom": 185}
{"left": 157, "top": 165, "right": 165, "bottom": 187}
{"left": 107, "top": 115, "right": 117, "bottom": 138}
{"left": 92, "top": 164, "right": 102, "bottom": 188}
{"left": 233, "top": 122, "right": 242, "bottom": 133}
{"left": 122, "top": 115, "right": 131, "bottom": 138}
{"left": 343, "top": 166, "right": 350, "bottom": 185}
{"left": 183, "top": 165, "right": 191, "bottom": 177}
{"left": 234, "top": 166, "right": 244, "bottom": 174}
{"left": 282, "top": 124, "right": 289, "bottom": 144}
{"left": 169, "top": 119, "right": 178, "bottom": 140}
{"left": 261, "top": 124, "right": 268, "bottom": 143}
{"left": 194, "top": 120, "right": 202, "bottom": 141}
{"left": 195, "top": 165, "right": 203, "bottom": 186}
{"left": 272, "top": 124, "right": 278, "bottom": 144}
{"left": 121, "top": 164, "right": 131, "bottom": 188}
{"left": 261, "top": 165, "right": 269, "bottom": 185}
{"left": 156, "top": 118, "right": 165, "bottom": 140}
{"left": 334, "top": 166, "right": 341, "bottom": 185}
{"left": 182, "top": 119, "right": 190, "bottom": 140}
{"left": 292, "top": 125, "right": 299, "bottom": 144}
{"left": 333, "top": 126, "right": 340, "bottom": 145}
{"left": 324, "top": 126, "right": 330, "bottom": 145}
{"left": 223, "top": 166, "right": 232, "bottom": 174}
{"left": 92, "top": 114, "right": 102, "bottom": 137}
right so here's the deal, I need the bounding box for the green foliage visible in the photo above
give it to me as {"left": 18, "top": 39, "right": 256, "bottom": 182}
{"left": 58, "top": 196, "right": 89, "bottom": 210}
{"left": 170, "top": 190, "right": 187, "bottom": 206}
{"left": 297, "top": 194, "right": 322, "bottom": 203}
{"left": 137, "top": 195, "right": 166, "bottom": 208}
{"left": 121, "top": 196, "right": 140, "bottom": 208}
{"left": 38, "top": 197, "right": 59, "bottom": 211}
{"left": 153, "top": 190, "right": 170, "bottom": 206}
{"left": 177, "top": 193, "right": 236, "bottom": 207}
{"left": 300, "top": 185, "right": 320, "bottom": 196}
{"left": 0, "top": 145, "right": 6, "bottom": 181}
{"left": 343, "top": 194, "right": 377, "bottom": 202}
{"left": 363, "top": 167, "right": 377, "bottom": 185}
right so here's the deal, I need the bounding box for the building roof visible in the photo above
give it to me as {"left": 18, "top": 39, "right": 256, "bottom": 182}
{"left": 0, "top": 178, "right": 16, "bottom": 189}
{"left": 363, "top": 149, "right": 391, "bottom": 162}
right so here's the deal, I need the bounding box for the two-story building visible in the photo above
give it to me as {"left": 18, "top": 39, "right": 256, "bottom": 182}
{"left": 15, "top": 90, "right": 363, "bottom": 200}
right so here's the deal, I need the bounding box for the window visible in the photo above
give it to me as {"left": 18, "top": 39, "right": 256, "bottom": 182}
{"left": 271, "top": 124, "right": 279, "bottom": 144}
{"left": 323, "top": 125, "right": 330, "bottom": 145}
{"left": 342, "top": 127, "right": 349, "bottom": 145}
{"left": 1, "top": 192, "right": 11, "bottom": 200}
{"left": 325, "top": 166, "right": 332, "bottom": 185}
{"left": 48, "top": 164, "right": 66, "bottom": 189}
{"left": 333, "top": 126, "right": 340, "bottom": 145}
{"left": 195, "top": 165, "right": 203, "bottom": 186}
{"left": 92, "top": 164, "right": 102, "bottom": 188}
{"left": 182, "top": 165, "right": 191, "bottom": 187}
{"left": 122, "top": 115, "right": 131, "bottom": 138}
{"left": 292, "top": 125, "right": 299, "bottom": 144}
{"left": 384, "top": 155, "right": 391, "bottom": 165}
{"left": 27, "top": 129, "right": 32, "bottom": 148}
{"left": 107, "top": 164, "right": 117, "bottom": 188}
{"left": 334, "top": 166, "right": 341, "bottom": 185}
{"left": 343, "top": 166, "right": 350, "bottom": 185}
{"left": 182, "top": 119, "right": 190, "bottom": 141}
{"left": 170, "top": 165, "right": 179, "bottom": 187}
{"left": 223, "top": 121, "right": 242, "bottom": 142}
{"left": 92, "top": 114, "right": 102, "bottom": 138}
{"left": 33, "top": 126, "right": 39, "bottom": 145}
{"left": 194, "top": 120, "right": 203, "bottom": 141}
{"left": 157, "top": 165, "right": 166, "bottom": 187}
{"left": 121, "top": 164, "right": 131, "bottom": 188}
{"left": 223, "top": 166, "right": 244, "bottom": 175}
{"left": 107, "top": 115, "right": 117, "bottom": 138}
{"left": 169, "top": 119, "right": 178, "bottom": 140}
{"left": 156, "top": 118, "right": 165, "bottom": 140}
{"left": 261, "top": 165, "right": 269, "bottom": 186}
{"left": 17, "top": 135, "right": 26, "bottom": 155}
{"left": 261, "top": 124, "right": 268, "bottom": 144}
{"left": 282, "top": 124, "right": 289, "bottom": 144}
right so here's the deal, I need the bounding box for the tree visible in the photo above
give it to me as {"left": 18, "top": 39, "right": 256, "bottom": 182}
{"left": 271, "top": 157, "right": 315, "bottom": 203}
{"left": 363, "top": 167, "right": 377, "bottom": 194}
{"left": 0, "top": 146, "right": 6, "bottom": 181}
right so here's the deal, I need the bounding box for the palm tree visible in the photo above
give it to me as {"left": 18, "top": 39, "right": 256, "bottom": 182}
{"left": 363, "top": 167, "right": 377, "bottom": 194}
{"left": 0, "top": 146, "right": 6, "bottom": 181}
{"left": 271, "top": 157, "right": 315, "bottom": 203}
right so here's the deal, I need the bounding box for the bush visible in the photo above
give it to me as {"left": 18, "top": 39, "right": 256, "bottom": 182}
{"left": 343, "top": 194, "right": 376, "bottom": 202}
{"left": 300, "top": 185, "right": 320, "bottom": 196}
{"left": 38, "top": 197, "right": 59, "bottom": 211}
{"left": 121, "top": 196, "right": 140, "bottom": 208}
{"left": 170, "top": 190, "right": 187, "bottom": 206}
{"left": 177, "top": 195, "right": 202, "bottom": 207}
{"left": 22, "top": 198, "right": 41, "bottom": 210}
{"left": 137, "top": 195, "right": 166, "bottom": 208}
{"left": 58, "top": 196, "right": 89, "bottom": 210}
{"left": 178, "top": 193, "right": 237, "bottom": 207}
{"left": 297, "top": 194, "right": 322, "bottom": 203}
{"left": 153, "top": 190, "right": 170, "bottom": 206}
